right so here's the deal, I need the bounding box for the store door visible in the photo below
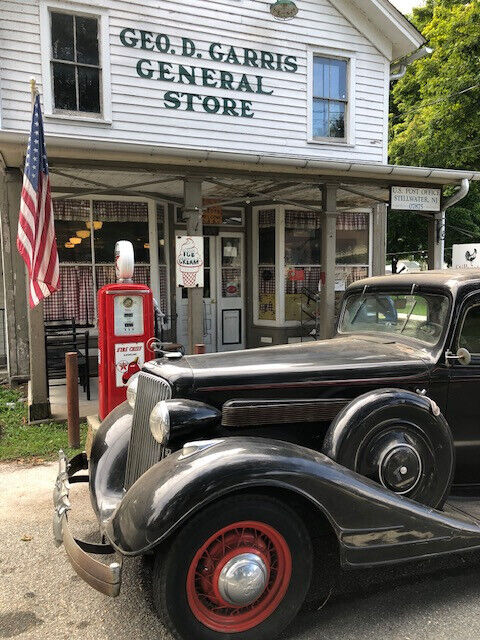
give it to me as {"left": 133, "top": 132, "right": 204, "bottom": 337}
{"left": 176, "top": 234, "right": 245, "bottom": 352}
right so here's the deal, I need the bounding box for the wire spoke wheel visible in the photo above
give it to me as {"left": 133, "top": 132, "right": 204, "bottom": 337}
{"left": 187, "top": 521, "right": 292, "bottom": 633}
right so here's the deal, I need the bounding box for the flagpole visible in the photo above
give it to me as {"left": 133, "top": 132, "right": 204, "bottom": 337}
{"left": 26, "top": 77, "right": 50, "bottom": 422}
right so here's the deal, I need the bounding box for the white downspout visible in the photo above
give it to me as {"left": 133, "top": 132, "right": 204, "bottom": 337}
{"left": 434, "top": 178, "right": 470, "bottom": 269}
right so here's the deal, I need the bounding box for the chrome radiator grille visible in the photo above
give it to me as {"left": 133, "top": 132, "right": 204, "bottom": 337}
{"left": 124, "top": 372, "right": 172, "bottom": 490}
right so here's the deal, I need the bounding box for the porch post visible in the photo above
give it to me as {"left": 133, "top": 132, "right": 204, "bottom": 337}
{"left": 427, "top": 211, "right": 445, "bottom": 270}
{"left": 371, "top": 202, "right": 387, "bottom": 276}
{"left": 0, "top": 168, "right": 30, "bottom": 382}
{"left": 319, "top": 184, "right": 337, "bottom": 340}
{"left": 183, "top": 177, "right": 204, "bottom": 353}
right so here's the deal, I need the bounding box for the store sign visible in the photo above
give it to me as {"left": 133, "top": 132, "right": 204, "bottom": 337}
{"left": 119, "top": 28, "right": 298, "bottom": 118}
{"left": 452, "top": 244, "right": 480, "bottom": 269}
{"left": 176, "top": 236, "right": 204, "bottom": 287}
{"left": 390, "top": 187, "right": 442, "bottom": 212}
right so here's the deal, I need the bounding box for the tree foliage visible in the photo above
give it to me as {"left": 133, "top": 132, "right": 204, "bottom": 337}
{"left": 388, "top": 0, "right": 480, "bottom": 263}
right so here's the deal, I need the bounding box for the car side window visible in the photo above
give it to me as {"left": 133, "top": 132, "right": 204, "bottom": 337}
{"left": 458, "top": 304, "right": 480, "bottom": 355}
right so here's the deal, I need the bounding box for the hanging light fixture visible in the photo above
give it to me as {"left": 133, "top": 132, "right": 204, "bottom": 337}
{"left": 69, "top": 237, "right": 81, "bottom": 245}
{"left": 270, "top": 0, "right": 298, "bottom": 20}
{"left": 65, "top": 242, "right": 74, "bottom": 248}
{"left": 76, "top": 229, "right": 90, "bottom": 239}
{"left": 86, "top": 220, "right": 103, "bottom": 230}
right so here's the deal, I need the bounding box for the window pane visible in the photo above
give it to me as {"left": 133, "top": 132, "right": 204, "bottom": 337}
{"left": 52, "top": 62, "right": 76, "bottom": 110}
{"left": 284, "top": 211, "right": 321, "bottom": 322}
{"left": 313, "top": 57, "right": 325, "bottom": 97}
{"left": 78, "top": 66, "right": 100, "bottom": 112}
{"left": 156, "top": 204, "right": 166, "bottom": 264}
{"left": 313, "top": 57, "right": 347, "bottom": 99}
{"left": 258, "top": 210, "right": 276, "bottom": 320}
{"left": 258, "top": 210, "right": 276, "bottom": 265}
{"left": 56, "top": 220, "right": 92, "bottom": 262}
{"left": 51, "top": 12, "right": 74, "bottom": 61}
{"left": 313, "top": 99, "right": 328, "bottom": 138}
{"left": 75, "top": 16, "right": 99, "bottom": 64}
{"left": 328, "top": 101, "right": 345, "bottom": 138}
{"left": 329, "top": 59, "right": 347, "bottom": 100}
{"left": 94, "top": 221, "right": 150, "bottom": 263}
{"left": 459, "top": 306, "right": 480, "bottom": 354}
{"left": 285, "top": 211, "right": 321, "bottom": 265}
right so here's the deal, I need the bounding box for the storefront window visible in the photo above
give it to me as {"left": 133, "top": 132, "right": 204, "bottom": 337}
{"left": 255, "top": 207, "right": 370, "bottom": 326}
{"left": 44, "top": 199, "right": 166, "bottom": 325}
{"left": 312, "top": 56, "right": 348, "bottom": 139}
{"left": 258, "top": 210, "right": 276, "bottom": 321}
{"left": 285, "top": 211, "right": 322, "bottom": 321}
{"left": 336, "top": 213, "right": 369, "bottom": 265}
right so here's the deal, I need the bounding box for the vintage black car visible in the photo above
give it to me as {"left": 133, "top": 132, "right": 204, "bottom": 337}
{"left": 54, "top": 269, "right": 480, "bottom": 640}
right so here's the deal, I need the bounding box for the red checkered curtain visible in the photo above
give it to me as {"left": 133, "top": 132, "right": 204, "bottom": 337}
{"left": 43, "top": 265, "right": 94, "bottom": 325}
{"left": 95, "top": 265, "right": 151, "bottom": 290}
{"left": 337, "top": 213, "right": 368, "bottom": 231}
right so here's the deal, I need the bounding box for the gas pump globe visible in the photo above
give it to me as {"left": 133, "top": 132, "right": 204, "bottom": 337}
{"left": 97, "top": 241, "right": 155, "bottom": 419}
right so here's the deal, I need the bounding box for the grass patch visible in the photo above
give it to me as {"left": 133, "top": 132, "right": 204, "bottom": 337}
{"left": 0, "top": 385, "right": 87, "bottom": 462}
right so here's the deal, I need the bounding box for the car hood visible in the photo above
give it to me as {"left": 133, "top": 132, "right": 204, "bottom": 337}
{"left": 143, "top": 335, "right": 432, "bottom": 399}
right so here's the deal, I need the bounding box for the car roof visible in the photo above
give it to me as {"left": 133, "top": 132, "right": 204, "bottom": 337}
{"left": 349, "top": 269, "right": 480, "bottom": 293}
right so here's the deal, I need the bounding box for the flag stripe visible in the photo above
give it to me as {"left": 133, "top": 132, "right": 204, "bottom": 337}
{"left": 17, "top": 94, "right": 60, "bottom": 308}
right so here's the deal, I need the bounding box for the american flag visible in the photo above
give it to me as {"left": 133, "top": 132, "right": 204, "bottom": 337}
{"left": 17, "top": 93, "right": 59, "bottom": 307}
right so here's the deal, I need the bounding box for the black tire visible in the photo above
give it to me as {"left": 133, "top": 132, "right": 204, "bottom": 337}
{"left": 152, "top": 494, "right": 313, "bottom": 640}
{"left": 323, "top": 389, "right": 455, "bottom": 508}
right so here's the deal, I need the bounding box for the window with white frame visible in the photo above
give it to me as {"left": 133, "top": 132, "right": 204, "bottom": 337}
{"left": 49, "top": 11, "right": 102, "bottom": 114}
{"left": 312, "top": 56, "right": 348, "bottom": 140}
{"left": 254, "top": 207, "right": 370, "bottom": 326}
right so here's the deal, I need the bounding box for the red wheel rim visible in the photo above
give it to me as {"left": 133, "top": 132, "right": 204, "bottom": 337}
{"left": 186, "top": 520, "right": 292, "bottom": 633}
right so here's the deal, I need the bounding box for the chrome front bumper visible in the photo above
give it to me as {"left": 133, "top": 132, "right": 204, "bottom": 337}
{"left": 53, "top": 450, "right": 123, "bottom": 597}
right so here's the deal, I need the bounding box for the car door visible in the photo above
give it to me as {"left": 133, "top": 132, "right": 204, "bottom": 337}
{"left": 445, "top": 297, "right": 480, "bottom": 484}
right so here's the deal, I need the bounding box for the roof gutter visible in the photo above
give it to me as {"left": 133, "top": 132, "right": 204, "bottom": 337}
{"left": 390, "top": 45, "right": 433, "bottom": 81}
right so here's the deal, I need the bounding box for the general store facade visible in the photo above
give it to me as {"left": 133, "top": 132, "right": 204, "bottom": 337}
{"left": 1, "top": 0, "right": 478, "bottom": 391}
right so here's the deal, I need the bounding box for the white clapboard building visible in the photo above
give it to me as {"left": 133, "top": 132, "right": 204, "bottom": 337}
{"left": 0, "top": 0, "right": 479, "bottom": 391}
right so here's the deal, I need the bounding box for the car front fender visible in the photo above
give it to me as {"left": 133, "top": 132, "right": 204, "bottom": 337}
{"left": 89, "top": 401, "right": 132, "bottom": 524}
{"left": 104, "top": 437, "right": 480, "bottom": 567}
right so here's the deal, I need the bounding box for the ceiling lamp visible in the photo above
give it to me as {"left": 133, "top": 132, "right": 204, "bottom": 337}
{"left": 69, "top": 237, "right": 81, "bottom": 245}
{"left": 86, "top": 220, "right": 103, "bottom": 230}
{"left": 270, "top": 0, "right": 298, "bottom": 20}
{"left": 76, "top": 229, "right": 90, "bottom": 239}
{"left": 65, "top": 242, "right": 74, "bottom": 248}
{"left": 144, "top": 242, "right": 150, "bottom": 249}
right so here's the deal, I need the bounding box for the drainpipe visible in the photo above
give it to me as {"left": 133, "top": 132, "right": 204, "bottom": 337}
{"left": 432, "top": 178, "right": 470, "bottom": 270}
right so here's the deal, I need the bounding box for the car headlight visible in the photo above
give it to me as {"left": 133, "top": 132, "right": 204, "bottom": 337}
{"left": 126, "top": 372, "right": 140, "bottom": 408}
{"left": 150, "top": 401, "right": 170, "bottom": 445}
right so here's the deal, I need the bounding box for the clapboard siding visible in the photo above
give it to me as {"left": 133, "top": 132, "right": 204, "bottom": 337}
{"left": 0, "top": 0, "right": 393, "bottom": 163}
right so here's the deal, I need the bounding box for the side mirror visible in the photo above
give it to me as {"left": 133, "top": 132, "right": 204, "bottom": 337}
{"left": 445, "top": 347, "right": 472, "bottom": 366}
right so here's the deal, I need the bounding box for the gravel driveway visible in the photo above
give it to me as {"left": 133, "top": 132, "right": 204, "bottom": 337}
{"left": 2, "top": 461, "right": 480, "bottom": 640}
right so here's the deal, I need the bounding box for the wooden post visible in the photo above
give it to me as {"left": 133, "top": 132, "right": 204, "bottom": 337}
{"left": 194, "top": 343, "right": 206, "bottom": 354}
{"left": 184, "top": 177, "right": 204, "bottom": 354}
{"left": 66, "top": 352, "right": 80, "bottom": 448}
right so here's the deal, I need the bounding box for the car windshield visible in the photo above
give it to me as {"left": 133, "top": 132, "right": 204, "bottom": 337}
{"left": 339, "top": 292, "right": 450, "bottom": 345}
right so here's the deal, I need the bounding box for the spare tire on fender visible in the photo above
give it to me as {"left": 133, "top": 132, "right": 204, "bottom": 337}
{"left": 322, "top": 388, "right": 455, "bottom": 509}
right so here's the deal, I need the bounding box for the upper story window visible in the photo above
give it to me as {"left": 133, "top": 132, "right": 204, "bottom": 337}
{"left": 312, "top": 56, "right": 348, "bottom": 140}
{"left": 50, "top": 11, "right": 101, "bottom": 114}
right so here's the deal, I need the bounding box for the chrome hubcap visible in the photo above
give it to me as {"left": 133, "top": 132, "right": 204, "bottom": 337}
{"left": 218, "top": 553, "right": 268, "bottom": 606}
{"left": 378, "top": 443, "right": 422, "bottom": 495}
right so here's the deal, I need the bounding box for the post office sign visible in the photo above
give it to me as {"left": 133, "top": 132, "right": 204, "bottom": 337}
{"left": 390, "top": 186, "right": 442, "bottom": 212}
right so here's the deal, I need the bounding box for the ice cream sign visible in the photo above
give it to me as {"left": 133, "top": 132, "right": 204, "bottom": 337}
{"left": 176, "top": 236, "right": 204, "bottom": 288}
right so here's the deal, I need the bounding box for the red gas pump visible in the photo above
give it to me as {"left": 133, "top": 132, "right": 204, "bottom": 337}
{"left": 98, "top": 242, "right": 155, "bottom": 419}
